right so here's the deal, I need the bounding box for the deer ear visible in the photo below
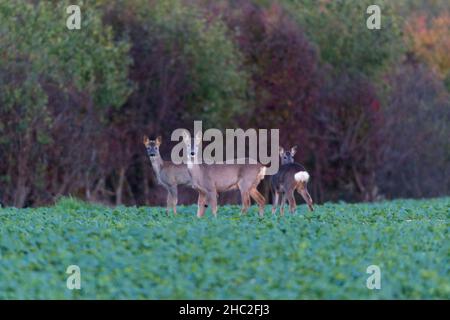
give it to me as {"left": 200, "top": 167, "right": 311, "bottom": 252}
{"left": 279, "top": 147, "right": 285, "bottom": 157}
{"left": 291, "top": 145, "right": 298, "bottom": 156}
{"left": 143, "top": 135, "right": 150, "bottom": 146}
{"left": 156, "top": 136, "right": 162, "bottom": 146}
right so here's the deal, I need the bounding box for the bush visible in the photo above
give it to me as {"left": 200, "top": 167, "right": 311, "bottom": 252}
{"left": 310, "top": 73, "right": 383, "bottom": 202}
{"left": 378, "top": 62, "right": 450, "bottom": 198}
{"left": 101, "top": 0, "right": 249, "bottom": 205}
{"left": 405, "top": 12, "right": 450, "bottom": 90}
{"left": 283, "top": 0, "right": 404, "bottom": 77}
{"left": 0, "top": 1, "right": 131, "bottom": 207}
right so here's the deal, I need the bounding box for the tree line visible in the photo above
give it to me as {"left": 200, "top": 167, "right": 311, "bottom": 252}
{"left": 0, "top": 0, "right": 449, "bottom": 207}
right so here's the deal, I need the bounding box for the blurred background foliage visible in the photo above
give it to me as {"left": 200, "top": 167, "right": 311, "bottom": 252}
{"left": 0, "top": 0, "right": 448, "bottom": 207}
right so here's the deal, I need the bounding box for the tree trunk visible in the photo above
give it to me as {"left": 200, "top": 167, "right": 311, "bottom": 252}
{"left": 115, "top": 167, "right": 126, "bottom": 206}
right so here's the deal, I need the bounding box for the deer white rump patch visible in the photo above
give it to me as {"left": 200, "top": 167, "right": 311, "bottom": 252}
{"left": 294, "top": 171, "right": 310, "bottom": 183}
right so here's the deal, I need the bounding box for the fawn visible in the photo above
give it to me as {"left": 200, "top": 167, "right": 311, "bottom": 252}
{"left": 143, "top": 135, "right": 191, "bottom": 215}
{"left": 183, "top": 131, "right": 267, "bottom": 218}
{"left": 271, "top": 146, "right": 314, "bottom": 215}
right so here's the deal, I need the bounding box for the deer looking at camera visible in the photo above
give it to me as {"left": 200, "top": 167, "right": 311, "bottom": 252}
{"left": 143, "top": 135, "right": 191, "bottom": 215}
{"left": 183, "top": 131, "right": 267, "bottom": 218}
{"left": 271, "top": 146, "right": 314, "bottom": 215}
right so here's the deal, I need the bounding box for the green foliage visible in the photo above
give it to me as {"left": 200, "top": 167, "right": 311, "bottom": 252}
{"left": 282, "top": 0, "right": 404, "bottom": 77}
{"left": 116, "top": 0, "right": 249, "bottom": 127}
{"left": 392, "top": 0, "right": 450, "bottom": 17}
{"left": 0, "top": 198, "right": 448, "bottom": 299}
{"left": 0, "top": 0, "right": 131, "bottom": 124}
{"left": 0, "top": 0, "right": 132, "bottom": 207}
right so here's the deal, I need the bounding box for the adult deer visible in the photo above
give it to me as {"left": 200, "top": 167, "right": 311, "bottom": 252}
{"left": 271, "top": 146, "right": 314, "bottom": 215}
{"left": 143, "top": 135, "right": 191, "bottom": 215}
{"left": 183, "top": 131, "right": 267, "bottom": 218}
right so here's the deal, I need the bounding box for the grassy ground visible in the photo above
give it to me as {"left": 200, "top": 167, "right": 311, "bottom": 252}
{"left": 0, "top": 197, "right": 448, "bottom": 299}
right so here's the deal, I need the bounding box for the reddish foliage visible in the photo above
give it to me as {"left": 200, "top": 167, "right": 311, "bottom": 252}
{"left": 213, "top": 1, "right": 383, "bottom": 202}
{"left": 224, "top": 2, "right": 321, "bottom": 143}
{"left": 311, "top": 73, "right": 383, "bottom": 202}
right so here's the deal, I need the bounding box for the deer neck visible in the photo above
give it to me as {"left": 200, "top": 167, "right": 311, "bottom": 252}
{"left": 150, "top": 155, "right": 164, "bottom": 181}
{"left": 187, "top": 156, "right": 202, "bottom": 182}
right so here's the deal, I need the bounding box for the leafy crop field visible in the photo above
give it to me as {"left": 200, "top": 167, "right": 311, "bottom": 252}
{"left": 0, "top": 197, "right": 448, "bottom": 299}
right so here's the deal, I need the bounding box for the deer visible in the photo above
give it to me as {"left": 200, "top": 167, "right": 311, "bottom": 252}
{"left": 182, "top": 131, "right": 267, "bottom": 218}
{"left": 143, "top": 135, "right": 192, "bottom": 215}
{"left": 271, "top": 146, "right": 314, "bottom": 215}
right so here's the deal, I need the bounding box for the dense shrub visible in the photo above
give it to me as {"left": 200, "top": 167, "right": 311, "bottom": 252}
{"left": 0, "top": 1, "right": 131, "bottom": 207}
{"left": 318, "top": 74, "right": 383, "bottom": 202}
{"left": 101, "top": 0, "right": 249, "bottom": 205}
{"left": 378, "top": 62, "right": 450, "bottom": 198}
{"left": 282, "top": 0, "right": 404, "bottom": 77}
{"left": 0, "top": 0, "right": 448, "bottom": 207}
{"left": 222, "top": 2, "right": 321, "bottom": 132}
{"left": 210, "top": 1, "right": 389, "bottom": 202}
{"left": 405, "top": 12, "right": 450, "bottom": 90}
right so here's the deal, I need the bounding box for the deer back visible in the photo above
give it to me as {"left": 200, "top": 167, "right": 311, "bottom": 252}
{"left": 159, "top": 161, "right": 192, "bottom": 186}
{"left": 271, "top": 163, "right": 307, "bottom": 193}
{"left": 191, "top": 162, "right": 264, "bottom": 192}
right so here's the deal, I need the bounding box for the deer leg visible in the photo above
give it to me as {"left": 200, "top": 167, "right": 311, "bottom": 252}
{"left": 297, "top": 183, "right": 314, "bottom": 211}
{"left": 209, "top": 191, "right": 218, "bottom": 217}
{"left": 197, "top": 192, "right": 207, "bottom": 218}
{"left": 287, "top": 191, "right": 296, "bottom": 214}
{"left": 272, "top": 191, "right": 280, "bottom": 215}
{"left": 249, "top": 187, "right": 265, "bottom": 217}
{"left": 245, "top": 193, "right": 251, "bottom": 214}
{"left": 240, "top": 190, "right": 250, "bottom": 215}
{"left": 166, "top": 192, "right": 172, "bottom": 216}
{"left": 279, "top": 192, "right": 287, "bottom": 216}
{"left": 167, "top": 186, "right": 178, "bottom": 215}
{"left": 238, "top": 181, "right": 252, "bottom": 215}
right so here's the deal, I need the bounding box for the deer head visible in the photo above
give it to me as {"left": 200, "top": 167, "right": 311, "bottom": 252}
{"left": 279, "top": 146, "right": 297, "bottom": 165}
{"left": 143, "top": 135, "right": 162, "bottom": 158}
{"left": 182, "top": 131, "right": 202, "bottom": 162}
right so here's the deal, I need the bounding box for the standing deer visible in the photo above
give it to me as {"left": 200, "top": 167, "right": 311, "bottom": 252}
{"left": 183, "top": 131, "right": 267, "bottom": 218}
{"left": 271, "top": 146, "right": 314, "bottom": 215}
{"left": 143, "top": 135, "right": 191, "bottom": 215}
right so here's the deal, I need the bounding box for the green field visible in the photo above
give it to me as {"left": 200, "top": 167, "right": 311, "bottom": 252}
{"left": 0, "top": 197, "right": 448, "bottom": 299}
